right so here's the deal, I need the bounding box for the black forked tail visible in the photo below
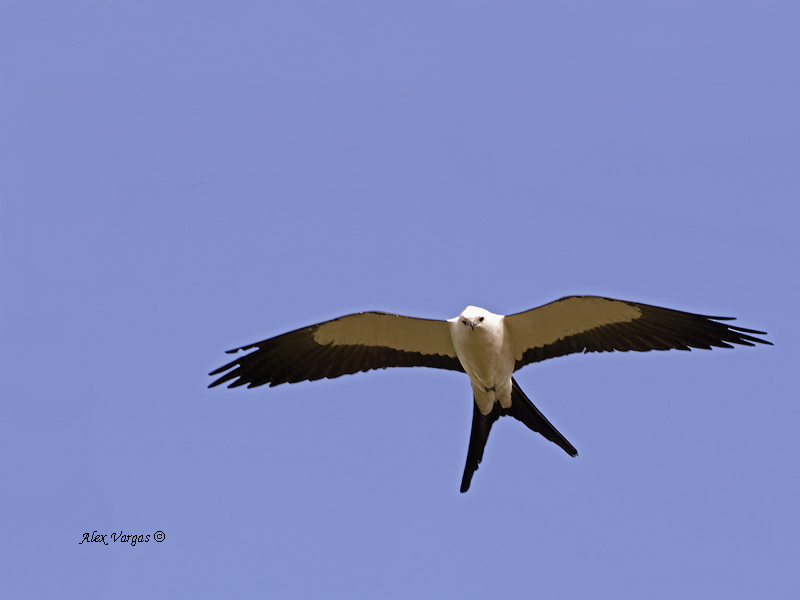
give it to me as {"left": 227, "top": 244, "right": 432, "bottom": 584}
{"left": 460, "top": 377, "right": 577, "bottom": 493}
{"left": 460, "top": 399, "right": 502, "bottom": 493}
{"left": 508, "top": 378, "right": 578, "bottom": 458}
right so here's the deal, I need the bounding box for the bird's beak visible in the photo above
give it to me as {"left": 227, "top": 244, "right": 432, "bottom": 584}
{"left": 469, "top": 322, "right": 475, "bottom": 330}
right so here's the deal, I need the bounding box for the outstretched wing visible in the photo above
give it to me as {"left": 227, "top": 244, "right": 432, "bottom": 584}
{"left": 505, "top": 296, "right": 771, "bottom": 370}
{"left": 209, "top": 311, "right": 463, "bottom": 388}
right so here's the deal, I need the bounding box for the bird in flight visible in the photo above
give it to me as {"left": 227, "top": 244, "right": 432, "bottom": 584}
{"left": 209, "top": 295, "right": 770, "bottom": 492}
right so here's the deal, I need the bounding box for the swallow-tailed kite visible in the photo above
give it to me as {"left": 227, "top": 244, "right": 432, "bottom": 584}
{"left": 209, "top": 295, "right": 770, "bottom": 492}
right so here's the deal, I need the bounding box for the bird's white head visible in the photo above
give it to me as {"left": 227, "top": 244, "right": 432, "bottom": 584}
{"left": 455, "top": 305, "right": 497, "bottom": 331}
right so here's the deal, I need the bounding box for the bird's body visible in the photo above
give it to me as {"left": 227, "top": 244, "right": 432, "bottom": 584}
{"left": 449, "top": 306, "right": 514, "bottom": 415}
{"left": 209, "top": 295, "right": 771, "bottom": 492}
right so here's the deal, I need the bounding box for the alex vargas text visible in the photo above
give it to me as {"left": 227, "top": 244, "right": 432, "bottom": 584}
{"left": 79, "top": 531, "right": 151, "bottom": 546}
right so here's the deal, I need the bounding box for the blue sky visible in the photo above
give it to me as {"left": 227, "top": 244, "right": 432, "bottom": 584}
{"left": 1, "top": 1, "right": 798, "bottom": 598}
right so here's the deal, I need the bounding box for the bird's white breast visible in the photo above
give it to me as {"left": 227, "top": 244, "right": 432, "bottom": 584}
{"left": 449, "top": 307, "right": 515, "bottom": 414}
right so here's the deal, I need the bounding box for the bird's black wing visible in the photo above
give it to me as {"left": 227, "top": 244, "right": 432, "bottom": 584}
{"left": 209, "top": 311, "right": 463, "bottom": 388}
{"left": 506, "top": 296, "right": 771, "bottom": 370}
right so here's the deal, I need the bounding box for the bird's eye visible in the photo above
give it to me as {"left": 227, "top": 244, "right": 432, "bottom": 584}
{"left": 478, "top": 316, "right": 484, "bottom": 322}
{"left": 462, "top": 319, "right": 467, "bottom": 324}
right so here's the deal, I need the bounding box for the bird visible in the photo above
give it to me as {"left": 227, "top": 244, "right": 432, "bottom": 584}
{"left": 208, "top": 295, "right": 771, "bottom": 492}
